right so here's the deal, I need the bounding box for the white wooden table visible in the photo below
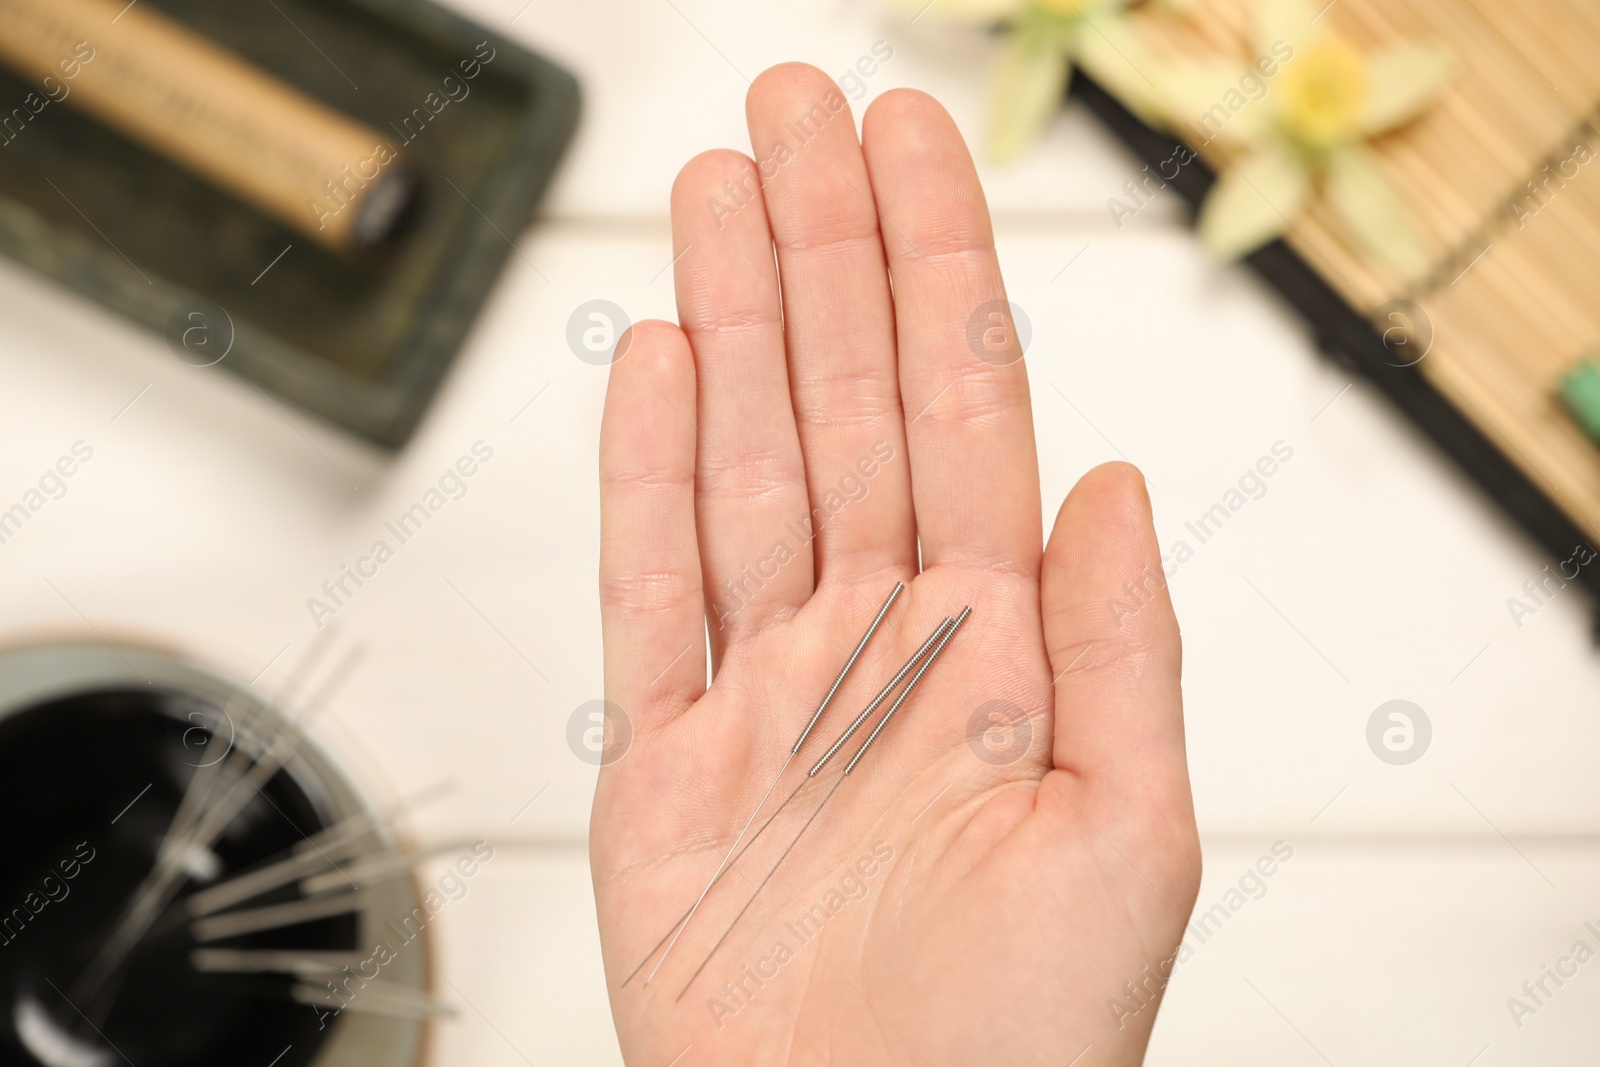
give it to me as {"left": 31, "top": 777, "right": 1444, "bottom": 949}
{"left": 3, "top": 1, "right": 1598, "bottom": 1063}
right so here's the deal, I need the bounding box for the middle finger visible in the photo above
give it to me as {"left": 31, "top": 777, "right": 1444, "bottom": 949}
{"left": 745, "top": 63, "right": 917, "bottom": 589}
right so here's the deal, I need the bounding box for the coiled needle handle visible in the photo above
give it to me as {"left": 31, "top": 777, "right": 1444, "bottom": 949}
{"left": 807, "top": 616, "right": 951, "bottom": 778}
{"left": 791, "top": 581, "right": 903, "bottom": 753}
{"left": 844, "top": 606, "right": 971, "bottom": 776}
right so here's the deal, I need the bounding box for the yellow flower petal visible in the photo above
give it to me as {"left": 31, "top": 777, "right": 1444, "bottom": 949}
{"left": 1159, "top": 60, "right": 1277, "bottom": 145}
{"left": 1361, "top": 43, "right": 1451, "bottom": 135}
{"left": 1255, "top": 0, "right": 1320, "bottom": 59}
{"left": 1325, "top": 145, "right": 1430, "bottom": 277}
{"left": 1198, "top": 143, "right": 1309, "bottom": 258}
{"left": 1075, "top": 15, "right": 1164, "bottom": 122}
{"left": 988, "top": 28, "right": 1072, "bottom": 162}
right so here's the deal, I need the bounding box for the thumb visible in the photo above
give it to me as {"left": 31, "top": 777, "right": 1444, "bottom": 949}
{"left": 1040, "top": 462, "right": 1188, "bottom": 810}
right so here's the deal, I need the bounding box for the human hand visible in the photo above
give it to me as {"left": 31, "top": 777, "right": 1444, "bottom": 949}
{"left": 594, "top": 62, "right": 1200, "bottom": 1066}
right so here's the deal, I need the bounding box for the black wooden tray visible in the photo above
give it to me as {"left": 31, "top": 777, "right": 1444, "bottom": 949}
{"left": 0, "top": 0, "right": 578, "bottom": 447}
{"left": 1070, "top": 74, "right": 1600, "bottom": 630}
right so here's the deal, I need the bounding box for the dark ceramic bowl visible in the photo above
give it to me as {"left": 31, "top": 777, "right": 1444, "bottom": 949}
{"left": 0, "top": 643, "right": 427, "bottom": 1067}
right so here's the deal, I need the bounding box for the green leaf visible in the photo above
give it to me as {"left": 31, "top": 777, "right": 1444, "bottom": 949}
{"left": 895, "top": 0, "right": 1026, "bottom": 22}
{"left": 988, "top": 27, "right": 1072, "bottom": 162}
{"left": 1075, "top": 14, "right": 1164, "bottom": 124}
{"left": 1198, "top": 143, "right": 1308, "bottom": 259}
{"left": 1158, "top": 60, "right": 1276, "bottom": 145}
{"left": 1361, "top": 43, "right": 1452, "bottom": 135}
{"left": 1325, "top": 145, "right": 1429, "bottom": 278}
{"left": 1255, "top": 0, "right": 1319, "bottom": 60}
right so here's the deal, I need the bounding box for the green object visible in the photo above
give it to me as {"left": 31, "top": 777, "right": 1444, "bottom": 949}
{"left": 1560, "top": 357, "right": 1600, "bottom": 443}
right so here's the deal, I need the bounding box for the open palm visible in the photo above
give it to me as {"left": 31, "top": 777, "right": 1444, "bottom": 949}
{"left": 593, "top": 64, "right": 1200, "bottom": 1066}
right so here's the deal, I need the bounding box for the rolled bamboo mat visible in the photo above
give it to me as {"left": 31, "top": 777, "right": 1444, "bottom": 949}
{"left": 1127, "top": 0, "right": 1600, "bottom": 542}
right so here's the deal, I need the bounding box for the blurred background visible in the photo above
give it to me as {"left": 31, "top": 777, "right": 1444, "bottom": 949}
{"left": 1, "top": 0, "right": 1598, "bottom": 1064}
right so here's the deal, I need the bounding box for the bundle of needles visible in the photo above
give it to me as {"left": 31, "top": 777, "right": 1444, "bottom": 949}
{"left": 624, "top": 582, "right": 973, "bottom": 1002}
{"left": 3, "top": 638, "right": 451, "bottom": 1067}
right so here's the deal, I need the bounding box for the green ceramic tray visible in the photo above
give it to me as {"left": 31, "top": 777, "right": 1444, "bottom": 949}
{"left": 0, "top": 0, "right": 578, "bottom": 447}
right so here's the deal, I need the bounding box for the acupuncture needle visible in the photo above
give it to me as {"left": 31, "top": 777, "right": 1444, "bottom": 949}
{"left": 623, "top": 611, "right": 943, "bottom": 987}
{"left": 674, "top": 609, "right": 971, "bottom": 1000}
{"left": 76, "top": 640, "right": 363, "bottom": 1008}
{"left": 183, "top": 780, "right": 455, "bottom": 918}
{"left": 793, "top": 581, "right": 906, "bottom": 752}
{"left": 641, "top": 580, "right": 904, "bottom": 987}
{"left": 674, "top": 772, "right": 847, "bottom": 1002}
{"left": 619, "top": 776, "right": 809, "bottom": 987}
{"left": 806, "top": 617, "right": 952, "bottom": 779}
{"left": 844, "top": 606, "right": 971, "bottom": 776}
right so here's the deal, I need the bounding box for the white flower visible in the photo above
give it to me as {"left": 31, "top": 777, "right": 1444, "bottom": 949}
{"left": 1162, "top": 0, "right": 1451, "bottom": 273}
{"left": 909, "top": 0, "right": 1168, "bottom": 160}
